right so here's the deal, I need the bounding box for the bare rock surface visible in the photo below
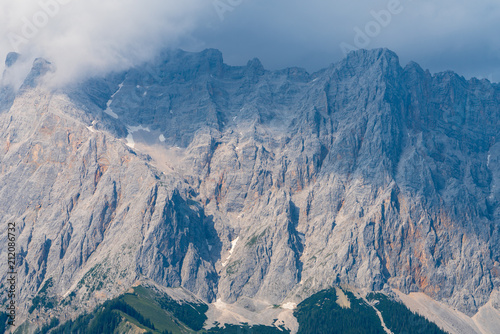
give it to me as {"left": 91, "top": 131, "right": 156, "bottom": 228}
{"left": 0, "top": 48, "right": 499, "bottom": 330}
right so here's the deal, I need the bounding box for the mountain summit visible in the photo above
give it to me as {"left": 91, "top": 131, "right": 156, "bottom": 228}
{"left": 1, "top": 48, "right": 499, "bottom": 333}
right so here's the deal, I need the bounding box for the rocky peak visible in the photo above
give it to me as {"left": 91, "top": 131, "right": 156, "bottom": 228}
{"left": 245, "top": 57, "right": 265, "bottom": 75}
{"left": 5, "top": 52, "right": 21, "bottom": 68}
{"left": 342, "top": 48, "right": 400, "bottom": 73}
{"left": 20, "top": 58, "right": 54, "bottom": 89}
{"left": 158, "top": 48, "right": 226, "bottom": 80}
{"left": 403, "top": 61, "right": 425, "bottom": 75}
{"left": 201, "top": 48, "right": 224, "bottom": 66}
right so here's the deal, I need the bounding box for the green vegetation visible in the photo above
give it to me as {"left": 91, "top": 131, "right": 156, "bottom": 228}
{"left": 50, "top": 309, "right": 121, "bottom": 334}
{"left": 46, "top": 285, "right": 289, "bottom": 333}
{"left": 35, "top": 318, "right": 59, "bottom": 334}
{"left": 226, "top": 260, "right": 241, "bottom": 275}
{"left": 49, "top": 298, "right": 155, "bottom": 334}
{"left": 294, "top": 288, "right": 385, "bottom": 334}
{"left": 108, "top": 299, "right": 156, "bottom": 329}
{"left": 157, "top": 293, "right": 208, "bottom": 331}
{"left": 246, "top": 229, "right": 267, "bottom": 247}
{"left": 294, "top": 288, "right": 446, "bottom": 334}
{"left": 366, "top": 293, "right": 447, "bottom": 334}
{"left": 30, "top": 285, "right": 444, "bottom": 334}
{"left": 47, "top": 285, "right": 202, "bottom": 333}
{"left": 120, "top": 285, "right": 196, "bottom": 333}
{"left": 1, "top": 312, "right": 9, "bottom": 333}
{"left": 246, "top": 235, "right": 259, "bottom": 247}
{"left": 76, "top": 263, "right": 110, "bottom": 293}
{"left": 29, "top": 278, "right": 57, "bottom": 313}
{"left": 60, "top": 291, "right": 77, "bottom": 307}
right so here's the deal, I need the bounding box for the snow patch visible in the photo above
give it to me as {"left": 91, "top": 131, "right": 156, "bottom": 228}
{"left": 487, "top": 154, "right": 491, "bottom": 167}
{"left": 159, "top": 134, "right": 166, "bottom": 142}
{"left": 221, "top": 237, "right": 239, "bottom": 267}
{"left": 281, "top": 302, "right": 297, "bottom": 310}
{"left": 103, "top": 82, "right": 124, "bottom": 119}
{"left": 104, "top": 107, "right": 119, "bottom": 119}
{"left": 86, "top": 126, "right": 96, "bottom": 133}
{"left": 128, "top": 125, "right": 151, "bottom": 133}
{"left": 126, "top": 133, "right": 135, "bottom": 148}
{"left": 229, "top": 237, "right": 239, "bottom": 255}
{"left": 124, "top": 125, "right": 151, "bottom": 149}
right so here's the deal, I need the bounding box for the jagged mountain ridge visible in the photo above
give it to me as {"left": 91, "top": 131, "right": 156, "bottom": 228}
{"left": 0, "top": 48, "right": 499, "bottom": 331}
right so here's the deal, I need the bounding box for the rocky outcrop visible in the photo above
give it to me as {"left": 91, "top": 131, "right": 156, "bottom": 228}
{"left": 0, "top": 48, "right": 499, "bottom": 328}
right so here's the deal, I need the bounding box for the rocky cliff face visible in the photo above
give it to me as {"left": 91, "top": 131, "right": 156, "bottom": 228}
{"left": 0, "top": 48, "right": 499, "bottom": 327}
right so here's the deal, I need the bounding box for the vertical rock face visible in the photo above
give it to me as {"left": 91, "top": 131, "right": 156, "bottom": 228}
{"left": 0, "top": 48, "right": 499, "bottom": 325}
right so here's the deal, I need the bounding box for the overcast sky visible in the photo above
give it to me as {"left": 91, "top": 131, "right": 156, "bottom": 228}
{"left": 1, "top": 0, "right": 499, "bottom": 84}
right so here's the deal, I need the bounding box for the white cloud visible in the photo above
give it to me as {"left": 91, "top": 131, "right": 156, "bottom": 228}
{"left": 0, "top": 0, "right": 212, "bottom": 85}
{"left": 1, "top": 0, "right": 499, "bottom": 85}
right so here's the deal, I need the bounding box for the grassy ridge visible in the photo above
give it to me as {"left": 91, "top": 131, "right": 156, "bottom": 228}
{"left": 42, "top": 286, "right": 286, "bottom": 334}
{"left": 26, "top": 286, "right": 446, "bottom": 334}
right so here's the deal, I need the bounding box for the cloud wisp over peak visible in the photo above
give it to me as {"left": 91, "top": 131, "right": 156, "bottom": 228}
{"left": 1, "top": 0, "right": 499, "bottom": 85}
{"left": 0, "top": 0, "right": 212, "bottom": 85}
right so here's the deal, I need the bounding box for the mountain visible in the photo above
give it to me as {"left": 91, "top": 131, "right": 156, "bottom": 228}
{"left": 0, "top": 48, "right": 499, "bottom": 333}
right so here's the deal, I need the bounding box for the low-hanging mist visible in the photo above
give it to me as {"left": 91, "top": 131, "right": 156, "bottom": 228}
{"left": 0, "top": 0, "right": 212, "bottom": 85}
